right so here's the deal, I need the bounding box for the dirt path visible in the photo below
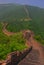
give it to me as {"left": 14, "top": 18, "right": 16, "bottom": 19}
{"left": 2, "top": 23, "right": 15, "bottom": 36}
{"left": 18, "top": 30, "right": 44, "bottom": 65}
{"left": 2, "top": 22, "right": 44, "bottom": 65}
{"left": 24, "top": 6, "right": 29, "bottom": 18}
{"left": 2, "top": 6, "right": 31, "bottom": 36}
{"left": 2, "top": 6, "right": 44, "bottom": 64}
{"left": 18, "top": 6, "right": 44, "bottom": 65}
{"left": 24, "top": 5, "right": 32, "bottom": 20}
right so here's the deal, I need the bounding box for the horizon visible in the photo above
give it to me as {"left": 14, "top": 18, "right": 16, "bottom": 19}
{"left": 0, "top": 3, "right": 44, "bottom": 9}
{"left": 0, "top": 0, "right": 44, "bottom": 8}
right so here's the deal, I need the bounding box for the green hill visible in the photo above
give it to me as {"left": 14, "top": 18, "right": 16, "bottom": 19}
{"left": 0, "top": 4, "right": 28, "bottom": 22}
{"left": 0, "top": 4, "right": 44, "bottom": 59}
{"left": 0, "top": 4, "right": 44, "bottom": 43}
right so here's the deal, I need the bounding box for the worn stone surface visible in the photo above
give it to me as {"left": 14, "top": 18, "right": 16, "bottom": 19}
{"left": 18, "top": 49, "right": 41, "bottom": 65}
{"left": 0, "top": 47, "right": 32, "bottom": 65}
{"left": 0, "top": 30, "right": 44, "bottom": 65}
{"left": 18, "top": 30, "right": 44, "bottom": 65}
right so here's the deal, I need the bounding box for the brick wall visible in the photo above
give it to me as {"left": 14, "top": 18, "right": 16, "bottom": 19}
{"left": 0, "top": 47, "right": 32, "bottom": 65}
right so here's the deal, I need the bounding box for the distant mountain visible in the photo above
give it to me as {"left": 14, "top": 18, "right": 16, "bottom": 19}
{"left": 0, "top": 4, "right": 44, "bottom": 21}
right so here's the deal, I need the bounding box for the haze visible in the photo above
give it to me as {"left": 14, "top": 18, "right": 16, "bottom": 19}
{"left": 0, "top": 0, "right": 44, "bottom": 8}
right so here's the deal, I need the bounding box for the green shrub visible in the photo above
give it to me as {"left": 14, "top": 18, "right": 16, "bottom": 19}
{"left": 0, "top": 32, "right": 26, "bottom": 60}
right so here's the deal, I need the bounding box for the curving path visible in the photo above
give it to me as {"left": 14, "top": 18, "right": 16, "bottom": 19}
{"left": 2, "top": 6, "right": 32, "bottom": 36}
{"left": 1, "top": 5, "right": 44, "bottom": 65}
{"left": 2, "top": 23, "right": 15, "bottom": 36}
{"left": 18, "top": 30, "right": 44, "bottom": 65}
{"left": 24, "top": 5, "right": 32, "bottom": 20}
{"left": 2, "top": 22, "right": 44, "bottom": 65}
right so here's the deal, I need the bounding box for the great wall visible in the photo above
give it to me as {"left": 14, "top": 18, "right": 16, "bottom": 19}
{"left": 0, "top": 24, "right": 44, "bottom": 65}
{"left": 0, "top": 5, "right": 44, "bottom": 65}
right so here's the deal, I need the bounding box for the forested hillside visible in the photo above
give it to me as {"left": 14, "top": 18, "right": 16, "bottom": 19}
{"left": 0, "top": 4, "right": 28, "bottom": 22}
{"left": 0, "top": 4, "right": 44, "bottom": 43}
{"left": 0, "top": 4, "right": 44, "bottom": 60}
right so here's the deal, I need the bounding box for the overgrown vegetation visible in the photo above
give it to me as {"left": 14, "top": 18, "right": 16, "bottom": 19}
{"left": 7, "top": 21, "right": 31, "bottom": 32}
{"left": 0, "top": 23, "right": 26, "bottom": 60}
{"left": 0, "top": 4, "right": 44, "bottom": 60}
{"left": 0, "top": 32, "right": 26, "bottom": 60}
{"left": 26, "top": 6, "right": 44, "bottom": 44}
{"left": 0, "top": 4, "right": 27, "bottom": 22}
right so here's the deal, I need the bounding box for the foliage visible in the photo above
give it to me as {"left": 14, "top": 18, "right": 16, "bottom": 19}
{"left": 0, "top": 4, "right": 44, "bottom": 60}
{"left": 0, "top": 4, "right": 27, "bottom": 22}
{"left": 0, "top": 23, "right": 26, "bottom": 60}
{"left": 7, "top": 21, "right": 31, "bottom": 32}
{"left": 34, "top": 35, "right": 44, "bottom": 45}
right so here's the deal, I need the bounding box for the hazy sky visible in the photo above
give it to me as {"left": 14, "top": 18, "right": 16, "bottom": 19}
{"left": 0, "top": 0, "right": 44, "bottom": 8}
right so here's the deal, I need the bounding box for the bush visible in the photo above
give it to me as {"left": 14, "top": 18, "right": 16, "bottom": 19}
{"left": 0, "top": 32, "right": 26, "bottom": 60}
